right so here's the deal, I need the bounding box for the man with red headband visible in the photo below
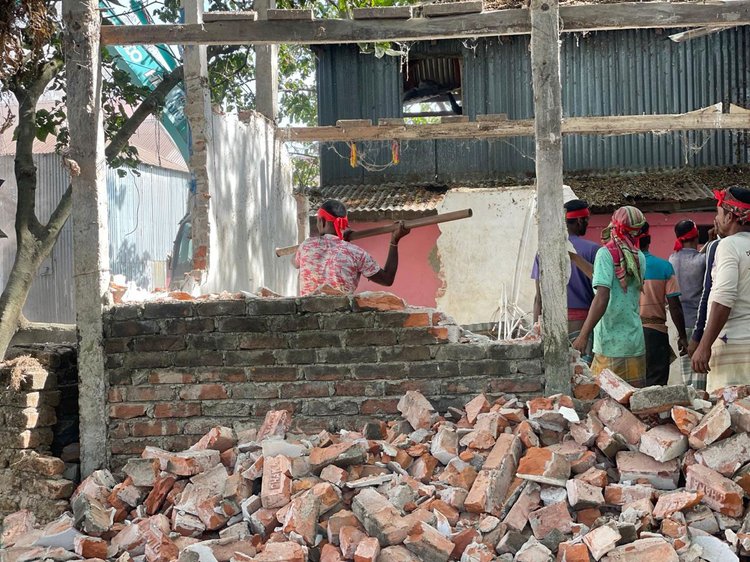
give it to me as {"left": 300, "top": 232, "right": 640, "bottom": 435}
{"left": 294, "top": 199, "right": 410, "bottom": 295}
{"left": 691, "top": 186, "right": 750, "bottom": 390}
{"left": 572, "top": 206, "right": 647, "bottom": 386}
{"left": 669, "top": 219, "right": 706, "bottom": 388}
{"left": 532, "top": 199, "right": 600, "bottom": 362}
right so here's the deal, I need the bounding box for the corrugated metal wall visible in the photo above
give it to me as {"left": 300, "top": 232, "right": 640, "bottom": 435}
{"left": 317, "top": 27, "right": 750, "bottom": 186}
{"left": 0, "top": 155, "right": 189, "bottom": 323}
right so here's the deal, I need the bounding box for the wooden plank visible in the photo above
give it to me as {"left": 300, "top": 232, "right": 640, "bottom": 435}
{"left": 476, "top": 113, "right": 508, "bottom": 121}
{"left": 352, "top": 6, "right": 413, "bottom": 19}
{"left": 100, "top": 2, "right": 750, "bottom": 45}
{"left": 278, "top": 108, "right": 750, "bottom": 141}
{"left": 422, "top": 1, "right": 484, "bottom": 17}
{"left": 668, "top": 24, "right": 735, "bottom": 42}
{"left": 266, "top": 8, "right": 313, "bottom": 20}
{"left": 440, "top": 115, "right": 470, "bottom": 123}
{"left": 336, "top": 119, "right": 373, "bottom": 127}
{"left": 531, "top": 0, "right": 569, "bottom": 396}
{"left": 203, "top": 11, "right": 257, "bottom": 21}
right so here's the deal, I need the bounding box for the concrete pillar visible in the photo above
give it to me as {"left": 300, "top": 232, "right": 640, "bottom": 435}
{"left": 183, "top": 0, "right": 213, "bottom": 276}
{"left": 530, "top": 0, "right": 570, "bottom": 395}
{"left": 63, "top": 0, "right": 111, "bottom": 474}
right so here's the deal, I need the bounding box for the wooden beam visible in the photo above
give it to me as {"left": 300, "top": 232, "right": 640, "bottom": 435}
{"left": 278, "top": 104, "right": 750, "bottom": 142}
{"left": 203, "top": 11, "right": 256, "bottom": 21}
{"left": 63, "top": 0, "right": 111, "bottom": 474}
{"left": 531, "top": 0, "right": 569, "bottom": 395}
{"left": 668, "top": 24, "right": 737, "bottom": 42}
{"left": 100, "top": 1, "right": 750, "bottom": 45}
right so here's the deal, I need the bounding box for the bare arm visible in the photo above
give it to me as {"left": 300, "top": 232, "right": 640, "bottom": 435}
{"left": 667, "top": 295, "right": 688, "bottom": 354}
{"left": 366, "top": 222, "right": 410, "bottom": 287}
{"left": 569, "top": 252, "right": 593, "bottom": 279}
{"left": 572, "top": 286, "right": 610, "bottom": 352}
{"left": 691, "top": 302, "right": 731, "bottom": 373}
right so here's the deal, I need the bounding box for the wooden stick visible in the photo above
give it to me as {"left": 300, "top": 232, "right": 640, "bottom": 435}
{"left": 275, "top": 208, "right": 472, "bottom": 257}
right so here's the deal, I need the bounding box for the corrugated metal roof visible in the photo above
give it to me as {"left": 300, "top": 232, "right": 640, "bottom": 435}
{"left": 0, "top": 102, "right": 188, "bottom": 172}
{"left": 568, "top": 166, "right": 748, "bottom": 212}
{"left": 303, "top": 183, "right": 447, "bottom": 217}
{"left": 304, "top": 166, "right": 749, "bottom": 215}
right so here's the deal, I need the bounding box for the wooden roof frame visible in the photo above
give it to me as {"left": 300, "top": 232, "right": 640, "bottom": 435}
{"left": 101, "top": 1, "right": 750, "bottom": 45}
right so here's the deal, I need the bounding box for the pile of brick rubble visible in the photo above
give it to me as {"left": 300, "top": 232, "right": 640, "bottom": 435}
{"left": 3, "top": 369, "right": 750, "bottom": 562}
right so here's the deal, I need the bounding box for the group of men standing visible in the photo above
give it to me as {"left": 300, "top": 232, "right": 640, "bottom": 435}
{"left": 295, "top": 186, "right": 750, "bottom": 393}
{"left": 542, "top": 186, "right": 750, "bottom": 392}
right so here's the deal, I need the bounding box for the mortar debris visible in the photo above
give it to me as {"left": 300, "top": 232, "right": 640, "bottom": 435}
{"left": 3, "top": 372, "right": 750, "bottom": 562}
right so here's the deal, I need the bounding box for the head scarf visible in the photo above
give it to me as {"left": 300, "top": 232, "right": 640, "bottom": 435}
{"left": 674, "top": 221, "right": 699, "bottom": 252}
{"left": 317, "top": 207, "right": 349, "bottom": 239}
{"left": 715, "top": 188, "right": 750, "bottom": 225}
{"left": 605, "top": 206, "right": 646, "bottom": 292}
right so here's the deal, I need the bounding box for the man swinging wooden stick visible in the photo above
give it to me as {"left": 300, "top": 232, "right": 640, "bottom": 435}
{"left": 286, "top": 199, "right": 471, "bottom": 296}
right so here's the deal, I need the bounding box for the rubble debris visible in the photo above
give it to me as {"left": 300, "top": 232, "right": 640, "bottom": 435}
{"left": 4, "top": 379, "right": 750, "bottom": 562}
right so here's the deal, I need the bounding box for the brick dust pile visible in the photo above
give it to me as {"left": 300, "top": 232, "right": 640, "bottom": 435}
{"left": 3, "top": 369, "right": 750, "bottom": 562}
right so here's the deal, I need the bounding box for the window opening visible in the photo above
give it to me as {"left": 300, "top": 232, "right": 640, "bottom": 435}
{"left": 402, "top": 56, "right": 463, "bottom": 118}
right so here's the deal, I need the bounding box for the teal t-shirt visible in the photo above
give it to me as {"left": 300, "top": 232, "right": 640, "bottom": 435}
{"left": 592, "top": 247, "right": 646, "bottom": 358}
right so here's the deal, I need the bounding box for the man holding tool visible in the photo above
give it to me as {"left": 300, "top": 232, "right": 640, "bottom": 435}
{"left": 294, "top": 199, "right": 411, "bottom": 295}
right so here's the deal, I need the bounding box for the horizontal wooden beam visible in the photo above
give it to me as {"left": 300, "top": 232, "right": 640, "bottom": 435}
{"left": 278, "top": 103, "right": 750, "bottom": 142}
{"left": 100, "top": 1, "right": 750, "bottom": 45}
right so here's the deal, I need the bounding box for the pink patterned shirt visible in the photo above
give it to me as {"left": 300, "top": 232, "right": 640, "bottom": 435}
{"left": 295, "top": 235, "right": 381, "bottom": 295}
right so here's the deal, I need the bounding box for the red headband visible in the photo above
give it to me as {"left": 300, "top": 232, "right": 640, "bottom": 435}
{"left": 715, "top": 189, "right": 750, "bottom": 210}
{"left": 317, "top": 208, "right": 349, "bottom": 239}
{"left": 566, "top": 208, "right": 590, "bottom": 219}
{"left": 673, "top": 225, "right": 699, "bottom": 252}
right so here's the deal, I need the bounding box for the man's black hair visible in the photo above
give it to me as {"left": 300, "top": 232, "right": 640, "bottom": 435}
{"left": 320, "top": 199, "right": 347, "bottom": 218}
{"left": 639, "top": 221, "right": 651, "bottom": 249}
{"left": 729, "top": 185, "right": 750, "bottom": 204}
{"left": 674, "top": 219, "right": 696, "bottom": 238}
{"left": 564, "top": 199, "right": 589, "bottom": 225}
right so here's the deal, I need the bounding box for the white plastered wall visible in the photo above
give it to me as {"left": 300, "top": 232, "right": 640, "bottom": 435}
{"left": 203, "top": 112, "right": 297, "bottom": 295}
{"left": 435, "top": 185, "right": 578, "bottom": 326}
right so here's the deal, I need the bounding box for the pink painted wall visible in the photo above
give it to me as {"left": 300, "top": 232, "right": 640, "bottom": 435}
{"left": 350, "top": 220, "right": 441, "bottom": 307}
{"left": 584, "top": 211, "right": 717, "bottom": 260}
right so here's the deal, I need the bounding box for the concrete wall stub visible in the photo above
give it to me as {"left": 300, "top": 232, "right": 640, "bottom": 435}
{"left": 435, "top": 186, "right": 539, "bottom": 326}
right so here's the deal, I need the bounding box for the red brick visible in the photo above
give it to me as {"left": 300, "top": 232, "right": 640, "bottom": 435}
{"left": 153, "top": 403, "right": 201, "bottom": 418}
{"left": 126, "top": 386, "right": 175, "bottom": 401}
{"left": 130, "top": 420, "right": 182, "bottom": 437}
{"left": 148, "top": 371, "right": 196, "bottom": 384}
{"left": 685, "top": 463, "right": 744, "bottom": 517}
{"left": 529, "top": 501, "right": 573, "bottom": 539}
{"left": 178, "top": 384, "right": 228, "bottom": 400}
{"left": 402, "top": 313, "right": 431, "bottom": 327}
{"left": 361, "top": 398, "right": 400, "bottom": 415}
{"left": 110, "top": 403, "right": 147, "bottom": 419}
{"left": 354, "top": 292, "right": 406, "bottom": 311}
{"left": 108, "top": 387, "right": 125, "bottom": 402}
{"left": 280, "top": 382, "right": 330, "bottom": 399}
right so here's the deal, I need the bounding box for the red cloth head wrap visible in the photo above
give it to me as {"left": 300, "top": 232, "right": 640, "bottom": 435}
{"left": 317, "top": 207, "right": 349, "bottom": 239}
{"left": 673, "top": 222, "right": 699, "bottom": 252}
{"left": 566, "top": 208, "right": 590, "bottom": 219}
{"left": 714, "top": 189, "right": 750, "bottom": 224}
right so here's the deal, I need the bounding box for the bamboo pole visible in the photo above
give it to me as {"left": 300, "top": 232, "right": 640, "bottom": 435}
{"left": 275, "top": 208, "right": 472, "bottom": 257}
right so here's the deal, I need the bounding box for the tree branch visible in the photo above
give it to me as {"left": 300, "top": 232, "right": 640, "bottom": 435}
{"left": 42, "top": 183, "right": 72, "bottom": 245}
{"left": 104, "top": 65, "right": 184, "bottom": 163}
{"left": 10, "top": 58, "right": 64, "bottom": 240}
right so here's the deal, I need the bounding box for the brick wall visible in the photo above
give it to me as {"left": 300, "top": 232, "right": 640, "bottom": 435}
{"left": 103, "top": 293, "right": 544, "bottom": 469}
{"left": 0, "top": 346, "right": 78, "bottom": 524}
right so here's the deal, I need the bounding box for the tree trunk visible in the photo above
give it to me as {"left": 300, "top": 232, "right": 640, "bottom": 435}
{"left": 0, "top": 235, "right": 48, "bottom": 355}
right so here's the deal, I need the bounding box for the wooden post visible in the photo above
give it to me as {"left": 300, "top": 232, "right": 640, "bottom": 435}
{"left": 530, "top": 0, "right": 570, "bottom": 395}
{"left": 63, "top": 0, "right": 111, "bottom": 474}
{"left": 183, "top": 0, "right": 213, "bottom": 275}
{"left": 255, "top": 0, "right": 279, "bottom": 120}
